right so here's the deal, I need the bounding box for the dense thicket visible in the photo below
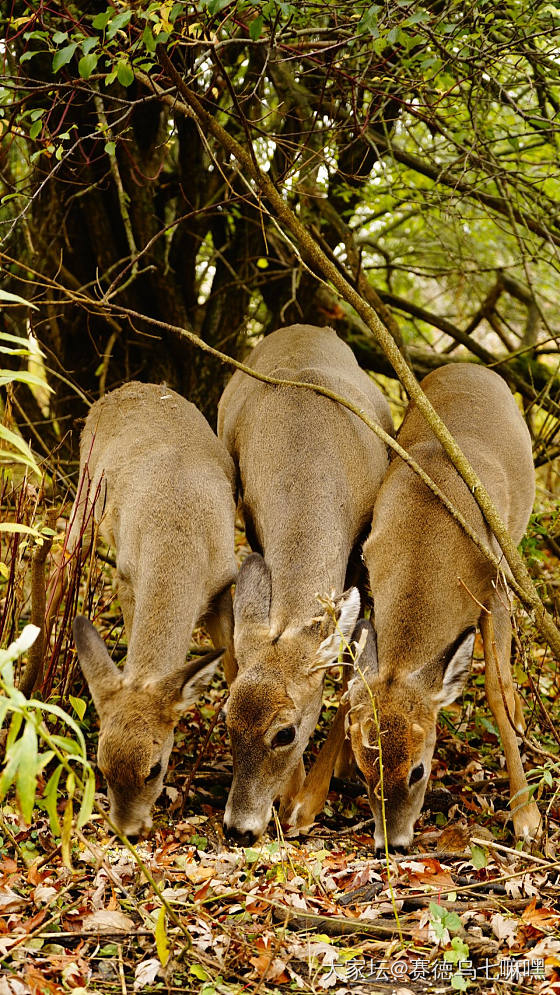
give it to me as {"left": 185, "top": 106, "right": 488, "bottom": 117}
{"left": 1, "top": 0, "right": 559, "bottom": 464}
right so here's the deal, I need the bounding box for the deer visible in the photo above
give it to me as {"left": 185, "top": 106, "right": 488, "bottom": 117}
{"left": 66, "top": 382, "right": 238, "bottom": 838}
{"left": 217, "top": 323, "right": 394, "bottom": 845}
{"left": 347, "top": 362, "right": 541, "bottom": 850}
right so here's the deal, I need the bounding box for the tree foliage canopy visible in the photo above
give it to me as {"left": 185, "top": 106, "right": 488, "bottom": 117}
{"left": 1, "top": 0, "right": 559, "bottom": 462}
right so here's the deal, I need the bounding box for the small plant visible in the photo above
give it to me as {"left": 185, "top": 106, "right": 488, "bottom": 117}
{"left": 0, "top": 624, "right": 96, "bottom": 860}
{"left": 429, "top": 902, "right": 470, "bottom": 990}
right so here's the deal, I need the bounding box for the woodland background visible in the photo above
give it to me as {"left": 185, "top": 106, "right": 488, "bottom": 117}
{"left": 0, "top": 1, "right": 560, "bottom": 993}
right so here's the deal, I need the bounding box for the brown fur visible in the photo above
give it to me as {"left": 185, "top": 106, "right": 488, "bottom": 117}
{"left": 218, "top": 324, "right": 394, "bottom": 841}
{"left": 349, "top": 364, "right": 541, "bottom": 848}
{"left": 69, "top": 382, "right": 237, "bottom": 836}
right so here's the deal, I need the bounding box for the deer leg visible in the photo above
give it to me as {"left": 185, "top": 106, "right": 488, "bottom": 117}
{"left": 204, "top": 585, "right": 237, "bottom": 686}
{"left": 282, "top": 704, "right": 347, "bottom": 832}
{"left": 480, "top": 601, "right": 541, "bottom": 840}
{"left": 278, "top": 759, "right": 306, "bottom": 824}
{"left": 334, "top": 667, "right": 355, "bottom": 779}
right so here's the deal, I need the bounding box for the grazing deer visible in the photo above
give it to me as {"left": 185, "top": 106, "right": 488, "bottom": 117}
{"left": 348, "top": 363, "right": 541, "bottom": 849}
{"left": 217, "top": 324, "right": 394, "bottom": 844}
{"left": 68, "top": 382, "right": 237, "bottom": 837}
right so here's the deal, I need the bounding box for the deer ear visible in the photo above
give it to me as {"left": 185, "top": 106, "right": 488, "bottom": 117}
{"left": 313, "top": 587, "right": 361, "bottom": 668}
{"left": 233, "top": 554, "right": 271, "bottom": 631}
{"left": 72, "top": 615, "right": 122, "bottom": 715}
{"left": 152, "top": 648, "right": 224, "bottom": 720}
{"left": 436, "top": 626, "right": 475, "bottom": 707}
{"left": 351, "top": 618, "right": 378, "bottom": 678}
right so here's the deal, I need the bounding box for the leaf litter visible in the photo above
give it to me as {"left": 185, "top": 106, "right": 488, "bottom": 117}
{"left": 1, "top": 528, "right": 560, "bottom": 994}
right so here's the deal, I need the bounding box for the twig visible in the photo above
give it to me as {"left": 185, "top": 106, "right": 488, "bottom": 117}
{"left": 470, "top": 835, "right": 551, "bottom": 866}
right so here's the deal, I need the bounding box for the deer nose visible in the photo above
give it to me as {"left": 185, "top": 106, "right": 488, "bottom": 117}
{"left": 223, "top": 823, "right": 258, "bottom": 847}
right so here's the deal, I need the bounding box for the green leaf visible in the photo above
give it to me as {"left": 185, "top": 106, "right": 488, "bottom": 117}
{"left": 61, "top": 796, "right": 73, "bottom": 868}
{"left": 52, "top": 31, "right": 68, "bottom": 44}
{"left": 451, "top": 974, "right": 468, "bottom": 991}
{"left": 244, "top": 847, "right": 260, "bottom": 864}
{"left": 0, "top": 371, "right": 52, "bottom": 391}
{"left": 77, "top": 768, "right": 96, "bottom": 828}
{"left": 190, "top": 965, "right": 210, "bottom": 981}
{"left": 104, "top": 140, "right": 116, "bottom": 156}
{"left": 6, "top": 712, "right": 24, "bottom": 752}
{"left": 92, "top": 9, "right": 112, "bottom": 29}
{"left": 52, "top": 43, "right": 78, "bottom": 73}
{"left": 0, "top": 288, "right": 39, "bottom": 309}
{"left": 29, "top": 120, "right": 42, "bottom": 140}
{"left": 189, "top": 834, "right": 208, "bottom": 850}
{"left": 249, "top": 15, "right": 263, "bottom": 40}
{"left": 155, "top": 906, "right": 170, "bottom": 966}
{"left": 106, "top": 10, "right": 132, "bottom": 39}
{"left": 81, "top": 35, "right": 98, "bottom": 54}
{"left": 445, "top": 911, "right": 462, "bottom": 932}
{"left": 16, "top": 722, "right": 38, "bottom": 824}
{"left": 0, "top": 523, "right": 42, "bottom": 537}
{"left": 69, "top": 696, "right": 87, "bottom": 720}
{"left": 358, "top": 4, "right": 381, "bottom": 36}
{"left": 0, "top": 422, "right": 41, "bottom": 465}
{"left": 470, "top": 844, "right": 487, "bottom": 869}
{"left": 0, "top": 738, "right": 23, "bottom": 802}
{"left": 142, "top": 24, "right": 156, "bottom": 52}
{"left": 78, "top": 53, "right": 98, "bottom": 78}
{"left": 42, "top": 766, "right": 63, "bottom": 836}
{"left": 0, "top": 331, "right": 37, "bottom": 345}
{"left": 117, "top": 61, "right": 134, "bottom": 87}
{"left": 204, "top": 0, "right": 231, "bottom": 12}
{"left": 20, "top": 50, "right": 41, "bottom": 63}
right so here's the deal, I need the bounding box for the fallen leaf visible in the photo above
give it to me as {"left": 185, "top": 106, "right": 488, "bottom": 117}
{"left": 250, "top": 953, "right": 289, "bottom": 982}
{"left": 0, "top": 979, "right": 31, "bottom": 995}
{"left": 32, "top": 885, "right": 57, "bottom": 907}
{"left": 522, "top": 898, "right": 560, "bottom": 933}
{"left": 134, "top": 958, "right": 161, "bottom": 990}
{"left": 82, "top": 909, "right": 135, "bottom": 933}
{"left": 491, "top": 912, "right": 517, "bottom": 946}
{"left": 0, "top": 887, "right": 27, "bottom": 912}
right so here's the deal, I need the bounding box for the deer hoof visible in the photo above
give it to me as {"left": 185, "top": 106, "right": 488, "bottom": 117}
{"left": 513, "top": 803, "right": 542, "bottom": 841}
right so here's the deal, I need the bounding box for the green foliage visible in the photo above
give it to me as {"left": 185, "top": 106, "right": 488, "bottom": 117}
{"left": 0, "top": 626, "right": 96, "bottom": 838}
{"left": 0, "top": 329, "right": 51, "bottom": 480}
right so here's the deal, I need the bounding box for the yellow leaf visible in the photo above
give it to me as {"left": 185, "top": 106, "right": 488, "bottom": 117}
{"left": 61, "top": 797, "right": 73, "bottom": 869}
{"left": 155, "top": 906, "right": 170, "bottom": 966}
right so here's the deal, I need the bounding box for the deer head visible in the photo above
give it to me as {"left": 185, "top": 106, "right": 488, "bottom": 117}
{"left": 223, "top": 554, "right": 360, "bottom": 844}
{"left": 73, "top": 616, "right": 222, "bottom": 837}
{"left": 348, "top": 618, "right": 475, "bottom": 850}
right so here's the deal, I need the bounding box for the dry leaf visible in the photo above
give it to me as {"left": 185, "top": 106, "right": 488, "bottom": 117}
{"left": 491, "top": 912, "right": 518, "bottom": 946}
{"left": 82, "top": 909, "right": 135, "bottom": 933}
{"left": 0, "top": 887, "right": 27, "bottom": 913}
{"left": 134, "top": 958, "right": 161, "bottom": 990}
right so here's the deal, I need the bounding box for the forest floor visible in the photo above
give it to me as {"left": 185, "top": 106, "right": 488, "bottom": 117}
{"left": 1, "top": 493, "right": 560, "bottom": 995}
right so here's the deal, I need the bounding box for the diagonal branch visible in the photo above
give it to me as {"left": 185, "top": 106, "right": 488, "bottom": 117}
{"left": 152, "top": 50, "right": 560, "bottom": 661}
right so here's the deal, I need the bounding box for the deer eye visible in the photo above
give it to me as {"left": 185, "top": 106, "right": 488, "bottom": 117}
{"left": 145, "top": 762, "right": 162, "bottom": 783}
{"left": 271, "top": 726, "right": 296, "bottom": 749}
{"left": 409, "top": 763, "right": 424, "bottom": 787}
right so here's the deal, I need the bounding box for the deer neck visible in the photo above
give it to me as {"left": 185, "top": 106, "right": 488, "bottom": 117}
{"left": 123, "top": 543, "right": 208, "bottom": 680}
